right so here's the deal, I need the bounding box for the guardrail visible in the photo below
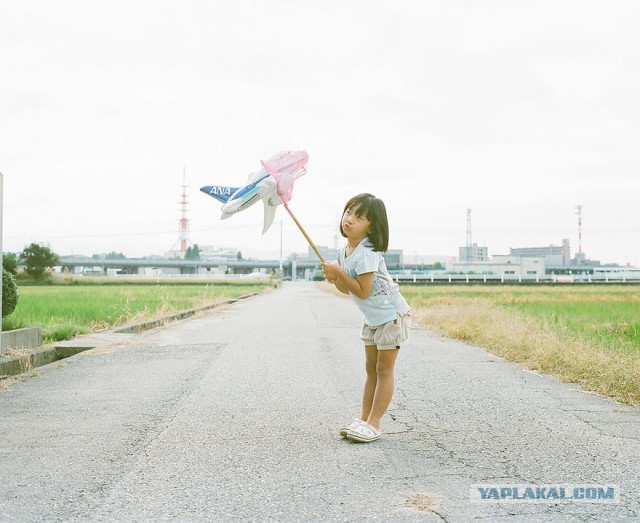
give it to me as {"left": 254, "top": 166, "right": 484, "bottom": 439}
{"left": 392, "top": 273, "right": 640, "bottom": 284}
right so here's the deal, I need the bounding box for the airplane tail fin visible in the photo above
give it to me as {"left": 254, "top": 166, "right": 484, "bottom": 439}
{"left": 200, "top": 185, "right": 240, "bottom": 204}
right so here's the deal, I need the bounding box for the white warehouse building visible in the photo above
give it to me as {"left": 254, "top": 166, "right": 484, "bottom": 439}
{"left": 447, "top": 255, "right": 546, "bottom": 279}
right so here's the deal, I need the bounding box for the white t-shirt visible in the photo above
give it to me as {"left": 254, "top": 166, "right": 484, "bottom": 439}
{"left": 337, "top": 237, "right": 411, "bottom": 326}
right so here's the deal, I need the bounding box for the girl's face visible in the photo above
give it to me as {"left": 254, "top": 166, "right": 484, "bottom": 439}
{"left": 342, "top": 205, "right": 371, "bottom": 241}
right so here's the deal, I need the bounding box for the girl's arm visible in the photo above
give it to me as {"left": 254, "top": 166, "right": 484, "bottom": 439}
{"left": 333, "top": 277, "right": 350, "bottom": 295}
{"left": 322, "top": 262, "right": 374, "bottom": 299}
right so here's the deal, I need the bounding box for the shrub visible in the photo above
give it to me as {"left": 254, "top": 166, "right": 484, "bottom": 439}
{"left": 3, "top": 252, "right": 18, "bottom": 275}
{"left": 2, "top": 268, "right": 19, "bottom": 317}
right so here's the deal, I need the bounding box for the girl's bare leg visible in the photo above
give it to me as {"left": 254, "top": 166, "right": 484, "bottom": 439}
{"left": 360, "top": 345, "right": 378, "bottom": 422}
{"left": 366, "top": 348, "right": 399, "bottom": 431}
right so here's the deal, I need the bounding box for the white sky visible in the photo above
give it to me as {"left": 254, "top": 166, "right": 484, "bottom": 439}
{"left": 1, "top": 0, "right": 639, "bottom": 265}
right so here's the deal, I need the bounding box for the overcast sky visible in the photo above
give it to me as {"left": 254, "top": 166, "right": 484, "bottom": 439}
{"left": 1, "top": 1, "right": 638, "bottom": 265}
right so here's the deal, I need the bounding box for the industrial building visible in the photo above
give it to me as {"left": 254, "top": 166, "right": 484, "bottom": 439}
{"left": 447, "top": 255, "right": 545, "bottom": 279}
{"left": 459, "top": 243, "right": 489, "bottom": 263}
{"left": 510, "top": 239, "right": 571, "bottom": 266}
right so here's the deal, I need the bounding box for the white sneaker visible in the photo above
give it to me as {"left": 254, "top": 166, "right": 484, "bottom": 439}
{"left": 339, "top": 418, "right": 363, "bottom": 437}
{"left": 346, "top": 421, "right": 381, "bottom": 443}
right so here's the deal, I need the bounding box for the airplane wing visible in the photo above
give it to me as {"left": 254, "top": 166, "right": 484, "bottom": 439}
{"left": 262, "top": 197, "right": 279, "bottom": 235}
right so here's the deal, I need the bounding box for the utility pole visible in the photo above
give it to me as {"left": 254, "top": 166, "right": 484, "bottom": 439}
{"left": 1, "top": 173, "right": 4, "bottom": 355}
{"left": 279, "top": 219, "right": 283, "bottom": 270}
{"left": 576, "top": 205, "right": 583, "bottom": 254}
{"left": 179, "top": 169, "right": 189, "bottom": 254}
{"left": 465, "top": 208, "right": 472, "bottom": 261}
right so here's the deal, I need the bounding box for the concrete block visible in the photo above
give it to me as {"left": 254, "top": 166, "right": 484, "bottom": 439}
{"left": 1, "top": 327, "right": 42, "bottom": 353}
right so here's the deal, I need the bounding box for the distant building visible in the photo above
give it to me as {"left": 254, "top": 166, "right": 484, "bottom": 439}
{"left": 198, "top": 245, "right": 239, "bottom": 261}
{"left": 383, "top": 249, "right": 403, "bottom": 270}
{"left": 510, "top": 239, "right": 571, "bottom": 265}
{"left": 403, "top": 254, "right": 457, "bottom": 267}
{"left": 458, "top": 243, "right": 489, "bottom": 262}
{"left": 448, "top": 255, "right": 545, "bottom": 279}
{"left": 510, "top": 239, "right": 602, "bottom": 268}
{"left": 572, "top": 251, "right": 602, "bottom": 267}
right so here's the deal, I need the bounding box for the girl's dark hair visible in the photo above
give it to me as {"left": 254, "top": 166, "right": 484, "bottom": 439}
{"left": 340, "top": 193, "right": 389, "bottom": 252}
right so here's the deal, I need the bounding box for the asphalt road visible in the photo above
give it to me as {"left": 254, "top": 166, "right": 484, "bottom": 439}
{"left": 1, "top": 282, "right": 639, "bottom": 522}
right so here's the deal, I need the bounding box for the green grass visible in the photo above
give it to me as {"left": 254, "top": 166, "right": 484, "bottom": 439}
{"left": 515, "top": 301, "right": 640, "bottom": 352}
{"left": 2, "top": 281, "right": 270, "bottom": 343}
{"left": 403, "top": 285, "right": 640, "bottom": 352}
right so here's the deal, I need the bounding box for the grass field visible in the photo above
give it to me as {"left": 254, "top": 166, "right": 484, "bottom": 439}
{"left": 402, "top": 284, "right": 640, "bottom": 406}
{"left": 2, "top": 280, "right": 270, "bottom": 343}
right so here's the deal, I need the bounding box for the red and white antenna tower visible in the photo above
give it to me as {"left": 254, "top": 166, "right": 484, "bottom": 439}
{"left": 178, "top": 170, "right": 190, "bottom": 254}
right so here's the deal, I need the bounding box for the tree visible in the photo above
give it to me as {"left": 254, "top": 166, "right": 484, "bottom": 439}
{"left": 185, "top": 244, "right": 200, "bottom": 260}
{"left": 432, "top": 261, "right": 444, "bottom": 270}
{"left": 2, "top": 268, "right": 19, "bottom": 317}
{"left": 237, "top": 251, "right": 243, "bottom": 261}
{"left": 3, "top": 252, "right": 18, "bottom": 275}
{"left": 20, "top": 243, "right": 60, "bottom": 281}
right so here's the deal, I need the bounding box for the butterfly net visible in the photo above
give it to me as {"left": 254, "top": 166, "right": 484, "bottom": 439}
{"left": 261, "top": 150, "right": 309, "bottom": 203}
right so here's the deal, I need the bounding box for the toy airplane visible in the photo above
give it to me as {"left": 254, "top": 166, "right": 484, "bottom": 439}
{"left": 200, "top": 150, "right": 309, "bottom": 235}
{"left": 200, "top": 168, "right": 281, "bottom": 234}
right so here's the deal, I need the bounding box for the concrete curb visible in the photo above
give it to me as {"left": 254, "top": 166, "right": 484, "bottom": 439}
{"left": 0, "top": 345, "right": 91, "bottom": 377}
{"left": 0, "top": 293, "right": 256, "bottom": 379}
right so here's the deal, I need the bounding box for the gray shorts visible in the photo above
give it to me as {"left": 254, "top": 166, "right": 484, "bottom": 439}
{"left": 360, "top": 312, "right": 412, "bottom": 350}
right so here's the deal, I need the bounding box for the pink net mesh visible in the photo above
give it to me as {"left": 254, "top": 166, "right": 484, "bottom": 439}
{"left": 261, "top": 150, "right": 309, "bottom": 203}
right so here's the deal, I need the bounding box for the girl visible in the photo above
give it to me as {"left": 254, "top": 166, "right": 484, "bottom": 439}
{"left": 322, "top": 193, "right": 411, "bottom": 443}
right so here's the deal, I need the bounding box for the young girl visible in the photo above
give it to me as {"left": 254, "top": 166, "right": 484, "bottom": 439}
{"left": 322, "top": 193, "right": 411, "bottom": 443}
